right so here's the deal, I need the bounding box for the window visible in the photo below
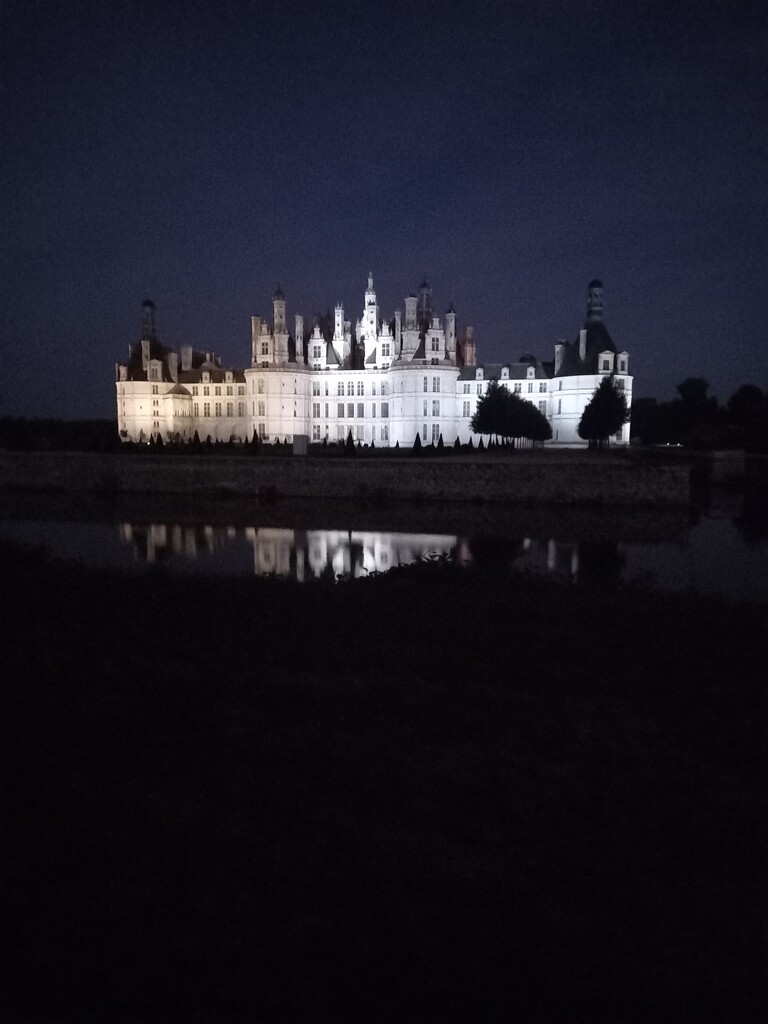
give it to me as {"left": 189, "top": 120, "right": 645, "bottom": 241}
{"left": 347, "top": 382, "right": 355, "bottom": 396}
{"left": 151, "top": 369, "right": 158, "bottom": 381}
{"left": 381, "top": 424, "right": 389, "bottom": 442}
{"left": 381, "top": 402, "right": 389, "bottom": 418}
{"left": 371, "top": 403, "right": 376, "bottom": 418}
{"left": 215, "top": 386, "right": 221, "bottom": 396}
{"left": 226, "top": 402, "right": 233, "bottom": 417}
{"left": 371, "top": 382, "right": 377, "bottom": 396}
{"left": 539, "top": 383, "right": 547, "bottom": 393}
{"left": 214, "top": 402, "right": 222, "bottom": 417}
{"left": 337, "top": 403, "right": 345, "bottom": 418}
{"left": 238, "top": 386, "right": 245, "bottom": 396}
{"left": 357, "top": 381, "right": 364, "bottom": 396}
{"left": 432, "top": 400, "right": 440, "bottom": 417}
{"left": 513, "top": 383, "right": 521, "bottom": 394}
{"left": 432, "top": 377, "right": 440, "bottom": 392}
{"left": 423, "top": 377, "right": 428, "bottom": 392}
{"left": 152, "top": 384, "right": 158, "bottom": 394}
{"left": 558, "top": 381, "right": 562, "bottom": 390}
{"left": 258, "top": 422, "right": 266, "bottom": 438}
{"left": 203, "top": 386, "right": 210, "bottom": 396}
{"left": 347, "top": 403, "right": 354, "bottom": 418}
{"left": 422, "top": 423, "right": 427, "bottom": 441}
{"left": 558, "top": 399, "right": 562, "bottom": 414}
{"left": 313, "top": 425, "right": 321, "bottom": 440}
{"left": 619, "top": 360, "right": 626, "bottom": 372}
{"left": 152, "top": 399, "right": 158, "bottom": 407}
{"left": 192, "top": 386, "right": 198, "bottom": 396}
{"left": 324, "top": 382, "right": 329, "bottom": 396}
{"left": 312, "top": 402, "right": 320, "bottom": 417}
{"left": 356, "top": 426, "right": 363, "bottom": 441}
{"left": 423, "top": 400, "right": 428, "bottom": 417}
{"left": 312, "top": 382, "right": 320, "bottom": 396}
{"left": 226, "top": 386, "right": 233, "bottom": 396}
{"left": 538, "top": 401, "right": 546, "bottom": 414}
{"left": 313, "top": 345, "right": 322, "bottom": 359}
{"left": 338, "top": 381, "right": 344, "bottom": 396}
{"left": 477, "top": 384, "right": 482, "bottom": 395}
{"left": 325, "top": 403, "right": 329, "bottom": 417}
{"left": 203, "top": 403, "right": 210, "bottom": 417}
{"left": 432, "top": 424, "right": 440, "bottom": 443}
{"left": 528, "top": 383, "right": 533, "bottom": 393}
{"left": 258, "top": 401, "right": 265, "bottom": 416}
{"left": 337, "top": 425, "right": 345, "bottom": 441}
{"left": 258, "top": 379, "right": 265, "bottom": 394}
{"left": 381, "top": 382, "right": 389, "bottom": 396}
{"left": 463, "top": 383, "right": 470, "bottom": 394}
{"left": 355, "top": 402, "right": 364, "bottom": 418}
{"left": 602, "top": 360, "right": 610, "bottom": 370}
{"left": 616, "top": 378, "right": 625, "bottom": 390}
{"left": 193, "top": 403, "right": 199, "bottom": 417}
{"left": 238, "top": 402, "right": 245, "bottom": 417}
{"left": 381, "top": 343, "right": 390, "bottom": 357}
{"left": 261, "top": 341, "right": 269, "bottom": 355}
{"left": 463, "top": 401, "right": 470, "bottom": 417}
{"left": 431, "top": 338, "right": 439, "bottom": 351}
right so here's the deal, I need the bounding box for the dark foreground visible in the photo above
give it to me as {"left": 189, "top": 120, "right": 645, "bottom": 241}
{"left": 2, "top": 543, "right": 765, "bottom": 1023}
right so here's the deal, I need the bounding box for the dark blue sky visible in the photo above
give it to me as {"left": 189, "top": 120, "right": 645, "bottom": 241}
{"left": 2, "top": 0, "right": 766, "bottom": 419}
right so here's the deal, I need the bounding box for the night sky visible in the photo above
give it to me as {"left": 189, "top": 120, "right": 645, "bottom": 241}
{"left": 2, "top": 0, "right": 766, "bottom": 420}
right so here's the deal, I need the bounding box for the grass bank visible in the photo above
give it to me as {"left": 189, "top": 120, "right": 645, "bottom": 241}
{"left": 2, "top": 544, "right": 765, "bottom": 1022}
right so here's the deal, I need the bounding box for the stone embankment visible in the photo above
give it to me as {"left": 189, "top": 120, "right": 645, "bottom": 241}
{"left": 0, "top": 451, "right": 690, "bottom": 506}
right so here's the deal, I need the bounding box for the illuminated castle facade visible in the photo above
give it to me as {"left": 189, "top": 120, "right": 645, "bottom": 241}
{"left": 115, "top": 276, "right": 632, "bottom": 447}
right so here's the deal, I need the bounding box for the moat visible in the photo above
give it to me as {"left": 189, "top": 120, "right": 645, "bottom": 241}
{"left": 2, "top": 490, "right": 766, "bottom": 602}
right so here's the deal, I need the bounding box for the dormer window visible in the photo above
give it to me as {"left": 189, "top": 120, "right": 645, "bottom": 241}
{"left": 476, "top": 368, "right": 483, "bottom": 380}
{"left": 501, "top": 367, "right": 509, "bottom": 379}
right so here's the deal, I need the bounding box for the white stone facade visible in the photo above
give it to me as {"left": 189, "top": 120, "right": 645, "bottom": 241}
{"left": 115, "top": 277, "right": 632, "bottom": 447}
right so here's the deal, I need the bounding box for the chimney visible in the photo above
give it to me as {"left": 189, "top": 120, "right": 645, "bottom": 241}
{"left": 394, "top": 309, "right": 402, "bottom": 352}
{"left": 181, "top": 345, "right": 192, "bottom": 372}
{"left": 579, "top": 329, "right": 587, "bottom": 362}
{"left": 166, "top": 350, "right": 178, "bottom": 383}
{"left": 295, "top": 314, "right": 304, "bottom": 361}
{"left": 554, "top": 340, "right": 565, "bottom": 375}
{"left": 251, "top": 316, "right": 262, "bottom": 364}
{"left": 405, "top": 294, "right": 417, "bottom": 329}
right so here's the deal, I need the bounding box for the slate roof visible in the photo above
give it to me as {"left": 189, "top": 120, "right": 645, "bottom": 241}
{"left": 458, "top": 361, "right": 550, "bottom": 381}
{"left": 555, "top": 319, "right": 617, "bottom": 376}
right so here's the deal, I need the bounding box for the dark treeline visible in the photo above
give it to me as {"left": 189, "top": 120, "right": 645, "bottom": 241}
{"left": 632, "top": 378, "right": 768, "bottom": 451}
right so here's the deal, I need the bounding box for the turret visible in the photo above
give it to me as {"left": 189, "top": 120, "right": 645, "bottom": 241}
{"left": 445, "top": 305, "right": 456, "bottom": 359}
{"left": 251, "top": 316, "right": 263, "bottom": 365}
{"left": 294, "top": 314, "right": 304, "bottom": 363}
{"left": 417, "top": 279, "right": 432, "bottom": 325}
{"left": 461, "top": 325, "right": 476, "bottom": 367}
{"left": 586, "top": 279, "right": 603, "bottom": 322}
{"left": 141, "top": 299, "right": 156, "bottom": 341}
{"left": 404, "top": 294, "right": 418, "bottom": 329}
{"left": 273, "top": 286, "right": 286, "bottom": 333}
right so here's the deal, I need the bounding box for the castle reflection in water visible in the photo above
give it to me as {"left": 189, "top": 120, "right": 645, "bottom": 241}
{"left": 118, "top": 523, "right": 586, "bottom": 582}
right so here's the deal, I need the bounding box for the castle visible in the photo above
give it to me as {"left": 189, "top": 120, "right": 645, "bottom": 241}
{"left": 115, "top": 276, "right": 632, "bottom": 447}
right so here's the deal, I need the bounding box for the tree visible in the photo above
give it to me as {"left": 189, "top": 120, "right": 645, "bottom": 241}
{"left": 578, "top": 377, "right": 630, "bottom": 449}
{"left": 413, "top": 433, "right": 422, "bottom": 451}
{"left": 727, "top": 385, "right": 767, "bottom": 448}
{"left": 345, "top": 430, "right": 356, "bottom": 456}
{"left": 471, "top": 379, "right": 507, "bottom": 440}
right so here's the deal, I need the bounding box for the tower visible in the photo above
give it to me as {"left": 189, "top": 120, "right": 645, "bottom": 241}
{"left": 586, "top": 279, "right": 603, "bottom": 322}
{"left": 141, "top": 299, "right": 156, "bottom": 340}
{"left": 417, "top": 279, "right": 432, "bottom": 325}
{"left": 273, "top": 286, "right": 286, "bottom": 333}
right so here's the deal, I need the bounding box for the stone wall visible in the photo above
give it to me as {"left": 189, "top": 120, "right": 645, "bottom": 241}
{"left": 0, "top": 452, "right": 690, "bottom": 506}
